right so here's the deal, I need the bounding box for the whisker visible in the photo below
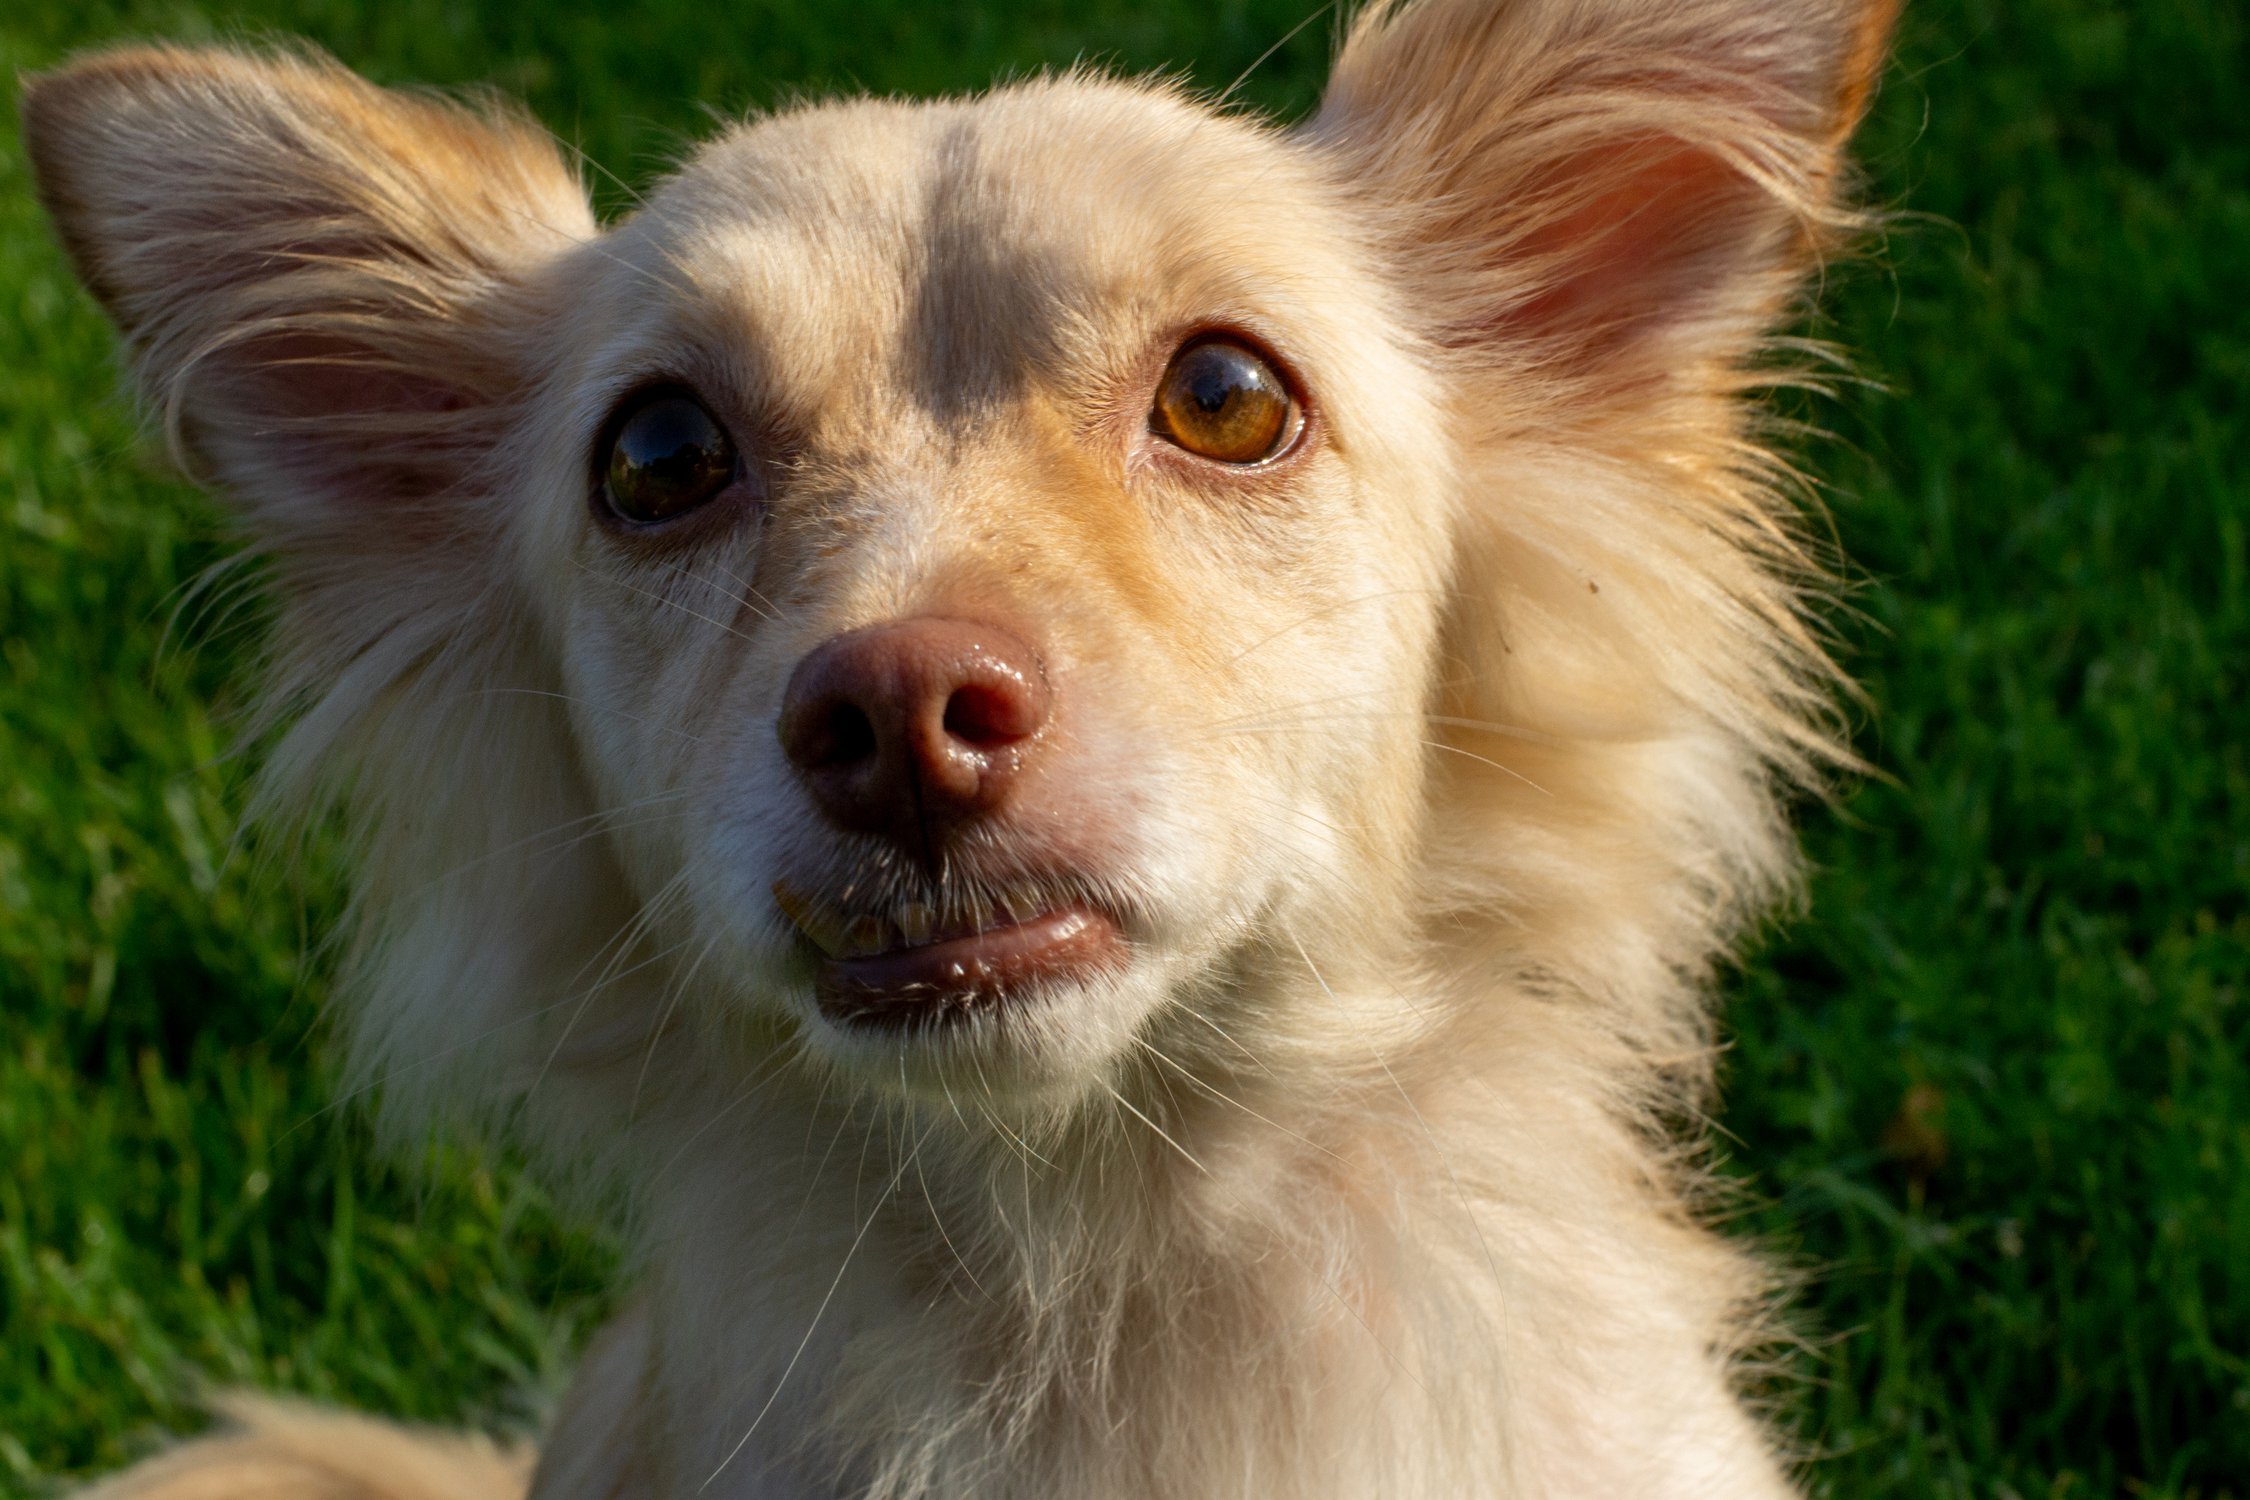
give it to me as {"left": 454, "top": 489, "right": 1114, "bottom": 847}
{"left": 522, "top": 867, "right": 696, "bottom": 1110}
{"left": 1096, "top": 1077, "right": 1208, "bottom": 1178}
{"left": 1282, "top": 928, "right": 1507, "bottom": 1300}
{"left": 678, "top": 555, "right": 785, "bottom": 626}
{"left": 467, "top": 685, "right": 712, "bottom": 746}
{"left": 295, "top": 932, "right": 696, "bottom": 1132}
{"left": 575, "top": 557, "right": 760, "bottom": 645}
{"left": 1425, "top": 713, "right": 1567, "bottom": 746}
{"left": 1221, "top": 786, "right": 1375, "bottom": 848}
{"left": 1222, "top": 587, "right": 1439, "bottom": 668}
{"left": 969, "top": 1049, "right": 1054, "bottom": 1172}
{"left": 1119, "top": 1034, "right": 1429, "bottom": 1396}
{"left": 410, "top": 797, "right": 697, "bottom": 898}
{"left": 1202, "top": 682, "right": 1403, "bottom": 733}
{"left": 1218, "top": 0, "right": 1339, "bottom": 106}
{"left": 652, "top": 1052, "right": 796, "bottom": 1187}
{"left": 1192, "top": 716, "right": 1556, "bottom": 798}
{"left": 1166, "top": 1003, "right": 1275, "bottom": 1078}
{"left": 700, "top": 1117, "right": 930, "bottom": 1491}
{"left": 781, "top": 1090, "right": 860, "bottom": 1254}
{"left": 1206, "top": 699, "right": 1562, "bottom": 748}
{"left": 550, "top": 221, "right": 695, "bottom": 301}
{"left": 911, "top": 1057, "right": 997, "bottom": 1306}
{"left": 558, "top": 137, "right": 647, "bottom": 212}
{"left": 1420, "top": 739, "right": 1552, "bottom": 797}
{"left": 1128, "top": 1035, "right": 1338, "bottom": 1165}
{"left": 632, "top": 928, "right": 725, "bottom": 1118}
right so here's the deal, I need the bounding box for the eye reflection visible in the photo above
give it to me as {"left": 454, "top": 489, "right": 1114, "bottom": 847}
{"left": 601, "top": 390, "right": 740, "bottom": 525}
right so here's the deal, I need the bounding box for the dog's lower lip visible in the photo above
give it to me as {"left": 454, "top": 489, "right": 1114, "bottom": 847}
{"left": 814, "top": 904, "right": 1125, "bottom": 1028}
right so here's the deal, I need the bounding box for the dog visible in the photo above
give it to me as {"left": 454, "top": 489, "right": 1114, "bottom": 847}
{"left": 25, "top": 0, "right": 1898, "bottom": 1493}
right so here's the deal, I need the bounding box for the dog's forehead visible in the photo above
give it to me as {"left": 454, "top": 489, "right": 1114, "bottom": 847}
{"left": 605, "top": 80, "right": 1345, "bottom": 425}
{"left": 665, "top": 80, "right": 1320, "bottom": 291}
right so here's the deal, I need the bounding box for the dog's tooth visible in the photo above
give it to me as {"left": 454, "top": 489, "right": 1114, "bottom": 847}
{"left": 772, "top": 881, "right": 846, "bottom": 959}
{"left": 842, "top": 913, "right": 891, "bottom": 959}
{"left": 897, "top": 900, "right": 934, "bottom": 945}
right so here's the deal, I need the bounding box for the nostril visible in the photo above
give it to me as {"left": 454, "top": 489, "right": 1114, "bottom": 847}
{"left": 942, "top": 682, "right": 1033, "bottom": 749}
{"left": 782, "top": 690, "right": 879, "bottom": 772}
{"left": 823, "top": 701, "right": 877, "bottom": 765}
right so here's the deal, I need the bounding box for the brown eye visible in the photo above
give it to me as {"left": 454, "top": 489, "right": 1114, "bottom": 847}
{"left": 602, "top": 390, "right": 740, "bottom": 525}
{"left": 1151, "top": 337, "right": 1300, "bottom": 464}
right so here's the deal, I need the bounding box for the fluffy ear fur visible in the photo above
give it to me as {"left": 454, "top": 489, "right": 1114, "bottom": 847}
{"left": 1311, "top": 0, "right": 1898, "bottom": 387}
{"left": 22, "top": 50, "right": 608, "bottom": 1132}
{"left": 1304, "top": 0, "right": 1900, "bottom": 780}
{"left": 1307, "top": 0, "right": 1896, "bottom": 1098}
{"left": 20, "top": 46, "right": 592, "bottom": 668}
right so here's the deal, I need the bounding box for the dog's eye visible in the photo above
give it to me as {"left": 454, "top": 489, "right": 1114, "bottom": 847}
{"left": 601, "top": 390, "right": 740, "bottom": 525}
{"left": 1151, "top": 338, "right": 1300, "bottom": 465}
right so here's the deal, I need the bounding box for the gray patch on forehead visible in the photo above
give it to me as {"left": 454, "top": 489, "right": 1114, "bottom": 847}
{"left": 903, "top": 119, "right": 1075, "bottom": 425}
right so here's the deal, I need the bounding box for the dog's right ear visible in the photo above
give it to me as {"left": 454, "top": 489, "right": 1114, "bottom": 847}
{"left": 20, "top": 46, "right": 593, "bottom": 553}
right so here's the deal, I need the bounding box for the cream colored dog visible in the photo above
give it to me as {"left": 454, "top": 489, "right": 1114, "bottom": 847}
{"left": 26, "top": 1, "right": 1897, "bottom": 1494}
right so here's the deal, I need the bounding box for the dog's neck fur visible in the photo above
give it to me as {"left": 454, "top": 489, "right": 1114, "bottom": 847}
{"left": 539, "top": 985, "right": 1787, "bottom": 1500}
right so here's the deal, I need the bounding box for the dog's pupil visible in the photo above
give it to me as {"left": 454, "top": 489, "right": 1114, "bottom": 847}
{"left": 1185, "top": 358, "right": 1239, "bottom": 414}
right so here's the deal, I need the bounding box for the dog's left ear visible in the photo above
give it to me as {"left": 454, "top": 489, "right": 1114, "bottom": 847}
{"left": 1309, "top": 0, "right": 1898, "bottom": 394}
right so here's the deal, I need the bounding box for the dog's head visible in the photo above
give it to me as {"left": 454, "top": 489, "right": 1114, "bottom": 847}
{"left": 25, "top": 0, "right": 1891, "bottom": 1137}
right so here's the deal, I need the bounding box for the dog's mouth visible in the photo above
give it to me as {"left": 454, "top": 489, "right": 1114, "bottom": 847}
{"left": 772, "top": 878, "right": 1129, "bottom": 1029}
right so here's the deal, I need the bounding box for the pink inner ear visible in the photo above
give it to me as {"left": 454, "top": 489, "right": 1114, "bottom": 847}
{"left": 246, "top": 330, "right": 472, "bottom": 420}
{"left": 192, "top": 328, "right": 480, "bottom": 513}
{"left": 1478, "top": 137, "right": 1773, "bottom": 360}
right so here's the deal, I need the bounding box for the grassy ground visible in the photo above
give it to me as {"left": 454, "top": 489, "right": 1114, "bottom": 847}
{"left": 1, "top": 0, "right": 2243, "bottom": 1493}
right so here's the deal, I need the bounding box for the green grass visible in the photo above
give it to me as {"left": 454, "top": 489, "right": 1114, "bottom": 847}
{"left": 1, "top": 0, "right": 2242, "bottom": 1493}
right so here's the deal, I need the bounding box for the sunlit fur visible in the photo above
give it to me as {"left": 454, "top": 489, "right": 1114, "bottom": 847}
{"left": 26, "top": 1, "right": 1898, "bottom": 1495}
{"left": 74, "top": 1396, "right": 533, "bottom": 1500}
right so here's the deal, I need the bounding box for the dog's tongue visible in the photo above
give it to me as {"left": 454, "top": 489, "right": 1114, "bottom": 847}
{"left": 813, "top": 905, "right": 1125, "bottom": 1027}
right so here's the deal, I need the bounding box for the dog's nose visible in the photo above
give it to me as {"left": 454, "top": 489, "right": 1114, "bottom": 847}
{"left": 778, "top": 618, "right": 1050, "bottom": 856}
